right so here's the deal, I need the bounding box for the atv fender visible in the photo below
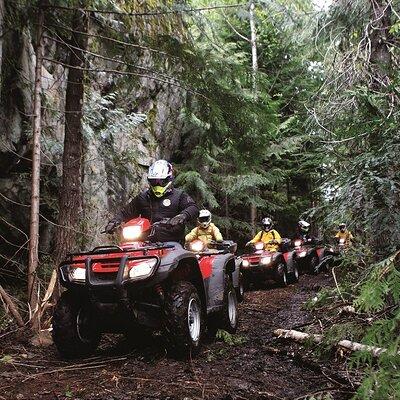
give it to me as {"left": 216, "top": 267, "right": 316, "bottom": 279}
{"left": 283, "top": 250, "right": 296, "bottom": 274}
{"left": 206, "top": 253, "right": 234, "bottom": 313}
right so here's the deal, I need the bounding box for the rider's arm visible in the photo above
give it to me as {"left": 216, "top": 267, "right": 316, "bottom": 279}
{"left": 178, "top": 191, "right": 199, "bottom": 222}
{"left": 110, "top": 192, "right": 143, "bottom": 224}
{"left": 212, "top": 225, "right": 223, "bottom": 241}
{"left": 273, "top": 230, "right": 282, "bottom": 243}
{"left": 348, "top": 231, "right": 354, "bottom": 240}
{"left": 185, "top": 227, "right": 198, "bottom": 243}
{"left": 250, "top": 231, "right": 262, "bottom": 243}
{"left": 335, "top": 232, "right": 340, "bottom": 238}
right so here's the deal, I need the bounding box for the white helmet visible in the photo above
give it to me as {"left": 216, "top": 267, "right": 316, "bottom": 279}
{"left": 298, "top": 220, "right": 310, "bottom": 233}
{"left": 198, "top": 209, "right": 211, "bottom": 228}
{"left": 147, "top": 160, "right": 173, "bottom": 198}
{"left": 262, "top": 217, "right": 273, "bottom": 231}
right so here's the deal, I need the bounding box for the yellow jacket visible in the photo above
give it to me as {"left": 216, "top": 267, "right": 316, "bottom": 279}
{"left": 185, "top": 223, "right": 223, "bottom": 245}
{"left": 250, "top": 229, "right": 282, "bottom": 252}
{"left": 335, "top": 230, "right": 354, "bottom": 244}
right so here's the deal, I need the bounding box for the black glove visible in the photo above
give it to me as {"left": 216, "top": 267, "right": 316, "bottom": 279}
{"left": 104, "top": 219, "right": 120, "bottom": 234}
{"left": 168, "top": 213, "right": 186, "bottom": 226}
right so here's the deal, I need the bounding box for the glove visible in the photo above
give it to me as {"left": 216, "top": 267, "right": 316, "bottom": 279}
{"left": 104, "top": 219, "right": 120, "bottom": 234}
{"left": 169, "top": 213, "right": 186, "bottom": 226}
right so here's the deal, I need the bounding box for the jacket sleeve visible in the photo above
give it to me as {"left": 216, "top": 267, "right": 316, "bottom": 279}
{"left": 274, "top": 230, "right": 282, "bottom": 243}
{"left": 178, "top": 191, "right": 199, "bottom": 222}
{"left": 112, "top": 193, "right": 142, "bottom": 223}
{"left": 335, "top": 232, "right": 340, "bottom": 238}
{"left": 185, "top": 227, "right": 198, "bottom": 243}
{"left": 212, "top": 225, "right": 223, "bottom": 241}
{"left": 250, "top": 231, "right": 262, "bottom": 243}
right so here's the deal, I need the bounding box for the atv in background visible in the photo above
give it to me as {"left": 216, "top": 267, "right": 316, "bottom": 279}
{"left": 52, "top": 218, "right": 240, "bottom": 359}
{"left": 292, "top": 238, "right": 331, "bottom": 274}
{"left": 240, "top": 239, "right": 299, "bottom": 288}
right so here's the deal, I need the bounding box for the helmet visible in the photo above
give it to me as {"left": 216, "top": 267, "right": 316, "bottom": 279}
{"left": 339, "top": 223, "right": 346, "bottom": 232}
{"left": 298, "top": 220, "right": 310, "bottom": 233}
{"left": 147, "top": 160, "right": 173, "bottom": 198}
{"left": 262, "top": 217, "right": 273, "bottom": 231}
{"left": 198, "top": 209, "right": 211, "bottom": 229}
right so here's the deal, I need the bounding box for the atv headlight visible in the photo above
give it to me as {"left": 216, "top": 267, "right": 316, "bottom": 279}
{"left": 254, "top": 242, "right": 264, "bottom": 251}
{"left": 339, "top": 238, "right": 345, "bottom": 245}
{"left": 122, "top": 225, "right": 142, "bottom": 241}
{"left": 68, "top": 267, "right": 86, "bottom": 283}
{"left": 260, "top": 256, "right": 272, "bottom": 265}
{"left": 242, "top": 259, "right": 250, "bottom": 267}
{"left": 128, "top": 259, "right": 157, "bottom": 280}
{"left": 190, "top": 240, "right": 205, "bottom": 252}
{"left": 298, "top": 251, "right": 307, "bottom": 258}
{"left": 294, "top": 240, "right": 302, "bottom": 248}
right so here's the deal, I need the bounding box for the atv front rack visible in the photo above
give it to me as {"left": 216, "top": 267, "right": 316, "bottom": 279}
{"left": 60, "top": 254, "right": 161, "bottom": 289}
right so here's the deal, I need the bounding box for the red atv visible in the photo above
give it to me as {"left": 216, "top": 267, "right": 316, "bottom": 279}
{"left": 240, "top": 240, "right": 299, "bottom": 288}
{"left": 292, "top": 238, "right": 329, "bottom": 274}
{"left": 52, "top": 218, "right": 240, "bottom": 359}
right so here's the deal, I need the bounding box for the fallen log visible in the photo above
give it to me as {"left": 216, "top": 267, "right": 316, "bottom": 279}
{"left": 0, "top": 285, "right": 24, "bottom": 327}
{"left": 274, "top": 328, "right": 388, "bottom": 357}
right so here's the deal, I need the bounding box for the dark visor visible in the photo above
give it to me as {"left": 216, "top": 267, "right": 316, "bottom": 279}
{"left": 198, "top": 216, "right": 210, "bottom": 222}
{"left": 148, "top": 177, "right": 169, "bottom": 187}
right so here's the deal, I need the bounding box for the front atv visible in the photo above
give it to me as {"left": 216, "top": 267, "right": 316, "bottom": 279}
{"left": 240, "top": 241, "right": 298, "bottom": 288}
{"left": 52, "top": 218, "right": 241, "bottom": 359}
{"left": 293, "top": 238, "right": 331, "bottom": 274}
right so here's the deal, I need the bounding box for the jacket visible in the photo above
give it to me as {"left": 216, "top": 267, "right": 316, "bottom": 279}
{"left": 113, "top": 188, "right": 199, "bottom": 242}
{"left": 185, "top": 223, "right": 223, "bottom": 245}
{"left": 335, "top": 230, "right": 354, "bottom": 244}
{"left": 250, "top": 229, "right": 282, "bottom": 252}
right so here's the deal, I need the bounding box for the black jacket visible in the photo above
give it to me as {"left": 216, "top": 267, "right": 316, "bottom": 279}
{"left": 113, "top": 188, "right": 199, "bottom": 242}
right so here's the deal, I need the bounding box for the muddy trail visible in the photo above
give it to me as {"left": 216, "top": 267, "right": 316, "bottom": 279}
{"left": 0, "top": 274, "right": 355, "bottom": 400}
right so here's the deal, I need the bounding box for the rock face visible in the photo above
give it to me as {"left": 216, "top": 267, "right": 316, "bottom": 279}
{"left": 0, "top": 4, "right": 187, "bottom": 262}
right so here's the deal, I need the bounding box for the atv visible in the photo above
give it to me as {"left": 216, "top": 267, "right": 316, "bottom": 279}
{"left": 240, "top": 240, "right": 299, "bottom": 288}
{"left": 186, "top": 239, "right": 244, "bottom": 303}
{"left": 52, "top": 217, "right": 240, "bottom": 359}
{"left": 292, "top": 238, "right": 330, "bottom": 274}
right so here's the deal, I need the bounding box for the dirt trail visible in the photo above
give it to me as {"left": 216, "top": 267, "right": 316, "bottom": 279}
{"left": 0, "top": 274, "right": 354, "bottom": 400}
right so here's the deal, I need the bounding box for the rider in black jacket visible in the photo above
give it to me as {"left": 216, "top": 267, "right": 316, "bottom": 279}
{"left": 104, "top": 160, "right": 199, "bottom": 243}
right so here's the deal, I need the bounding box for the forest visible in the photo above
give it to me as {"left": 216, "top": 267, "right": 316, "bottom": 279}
{"left": 0, "top": 0, "right": 399, "bottom": 399}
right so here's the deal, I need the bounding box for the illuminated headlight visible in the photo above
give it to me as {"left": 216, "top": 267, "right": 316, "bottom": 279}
{"left": 122, "top": 225, "right": 142, "bottom": 241}
{"left": 298, "top": 251, "right": 307, "bottom": 258}
{"left": 329, "top": 247, "right": 334, "bottom": 252}
{"left": 69, "top": 267, "right": 85, "bottom": 283}
{"left": 254, "top": 242, "right": 264, "bottom": 250}
{"left": 128, "top": 259, "right": 157, "bottom": 280}
{"left": 190, "top": 240, "right": 205, "bottom": 252}
{"left": 242, "top": 259, "right": 250, "bottom": 267}
{"left": 339, "top": 238, "right": 345, "bottom": 244}
{"left": 294, "top": 240, "right": 302, "bottom": 247}
{"left": 260, "top": 256, "right": 272, "bottom": 265}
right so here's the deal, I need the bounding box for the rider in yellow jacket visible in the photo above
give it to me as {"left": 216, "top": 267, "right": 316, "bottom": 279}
{"left": 335, "top": 223, "right": 354, "bottom": 245}
{"left": 185, "top": 209, "right": 223, "bottom": 245}
{"left": 247, "top": 217, "right": 282, "bottom": 252}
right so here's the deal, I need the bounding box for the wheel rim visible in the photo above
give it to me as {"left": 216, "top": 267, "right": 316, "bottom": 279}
{"left": 76, "top": 309, "right": 92, "bottom": 343}
{"left": 187, "top": 298, "right": 201, "bottom": 342}
{"left": 239, "top": 277, "right": 244, "bottom": 297}
{"left": 282, "top": 270, "right": 287, "bottom": 286}
{"left": 228, "top": 290, "right": 238, "bottom": 327}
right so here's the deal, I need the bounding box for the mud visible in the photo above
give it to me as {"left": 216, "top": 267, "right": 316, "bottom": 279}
{"left": 0, "top": 274, "right": 355, "bottom": 400}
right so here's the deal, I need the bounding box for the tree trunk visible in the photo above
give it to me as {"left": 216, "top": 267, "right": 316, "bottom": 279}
{"left": 0, "top": 285, "right": 24, "bottom": 327}
{"left": 0, "top": 0, "right": 4, "bottom": 98}
{"left": 249, "top": 1, "right": 258, "bottom": 236}
{"left": 54, "top": 4, "right": 88, "bottom": 272}
{"left": 28, "top": 3, "right": 44, "bottom": 332}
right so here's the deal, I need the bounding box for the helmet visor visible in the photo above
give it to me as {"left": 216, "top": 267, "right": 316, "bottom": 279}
{"left": 148, "top": 177, "right": 170, "bottom": 187}
{"left": 198, "top": 216, "right": 210, "bottom": 223}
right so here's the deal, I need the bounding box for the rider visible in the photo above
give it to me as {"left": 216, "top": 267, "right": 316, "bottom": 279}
{"left": 335, "top": 223, "right": 354, "bottom": 245}
{"left": 104, "top": 160, "right": 199, "bottom": 242}
{"left": 294, "top": 220, "right": 315, "bottom": 243}
{"left": 246, "top": 217, "right": 282, "bottom": 252}
{"left": 185, "top": 209, "right": 223, "bottom": 245}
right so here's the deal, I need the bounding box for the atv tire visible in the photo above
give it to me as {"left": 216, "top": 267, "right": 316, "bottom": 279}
{"left": 288, "top": 263, "right": 299, "bottom": 284}
{"left": 208, "top": 277, "right": 239, "bottom": 336}
{"left": 52, "top": 291, "right": 100, "bottom": 359}
{"left": 309, "top": 254, "right": 319, "bottom": 275}
{"left": 236, "top": 272, "right": 245, "bottom": 303}
{"left": 276, "top": 262, "right": 289, "bottom": 287}
{"left": 164, "top": 281, "right": 204, "bottom": 357}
